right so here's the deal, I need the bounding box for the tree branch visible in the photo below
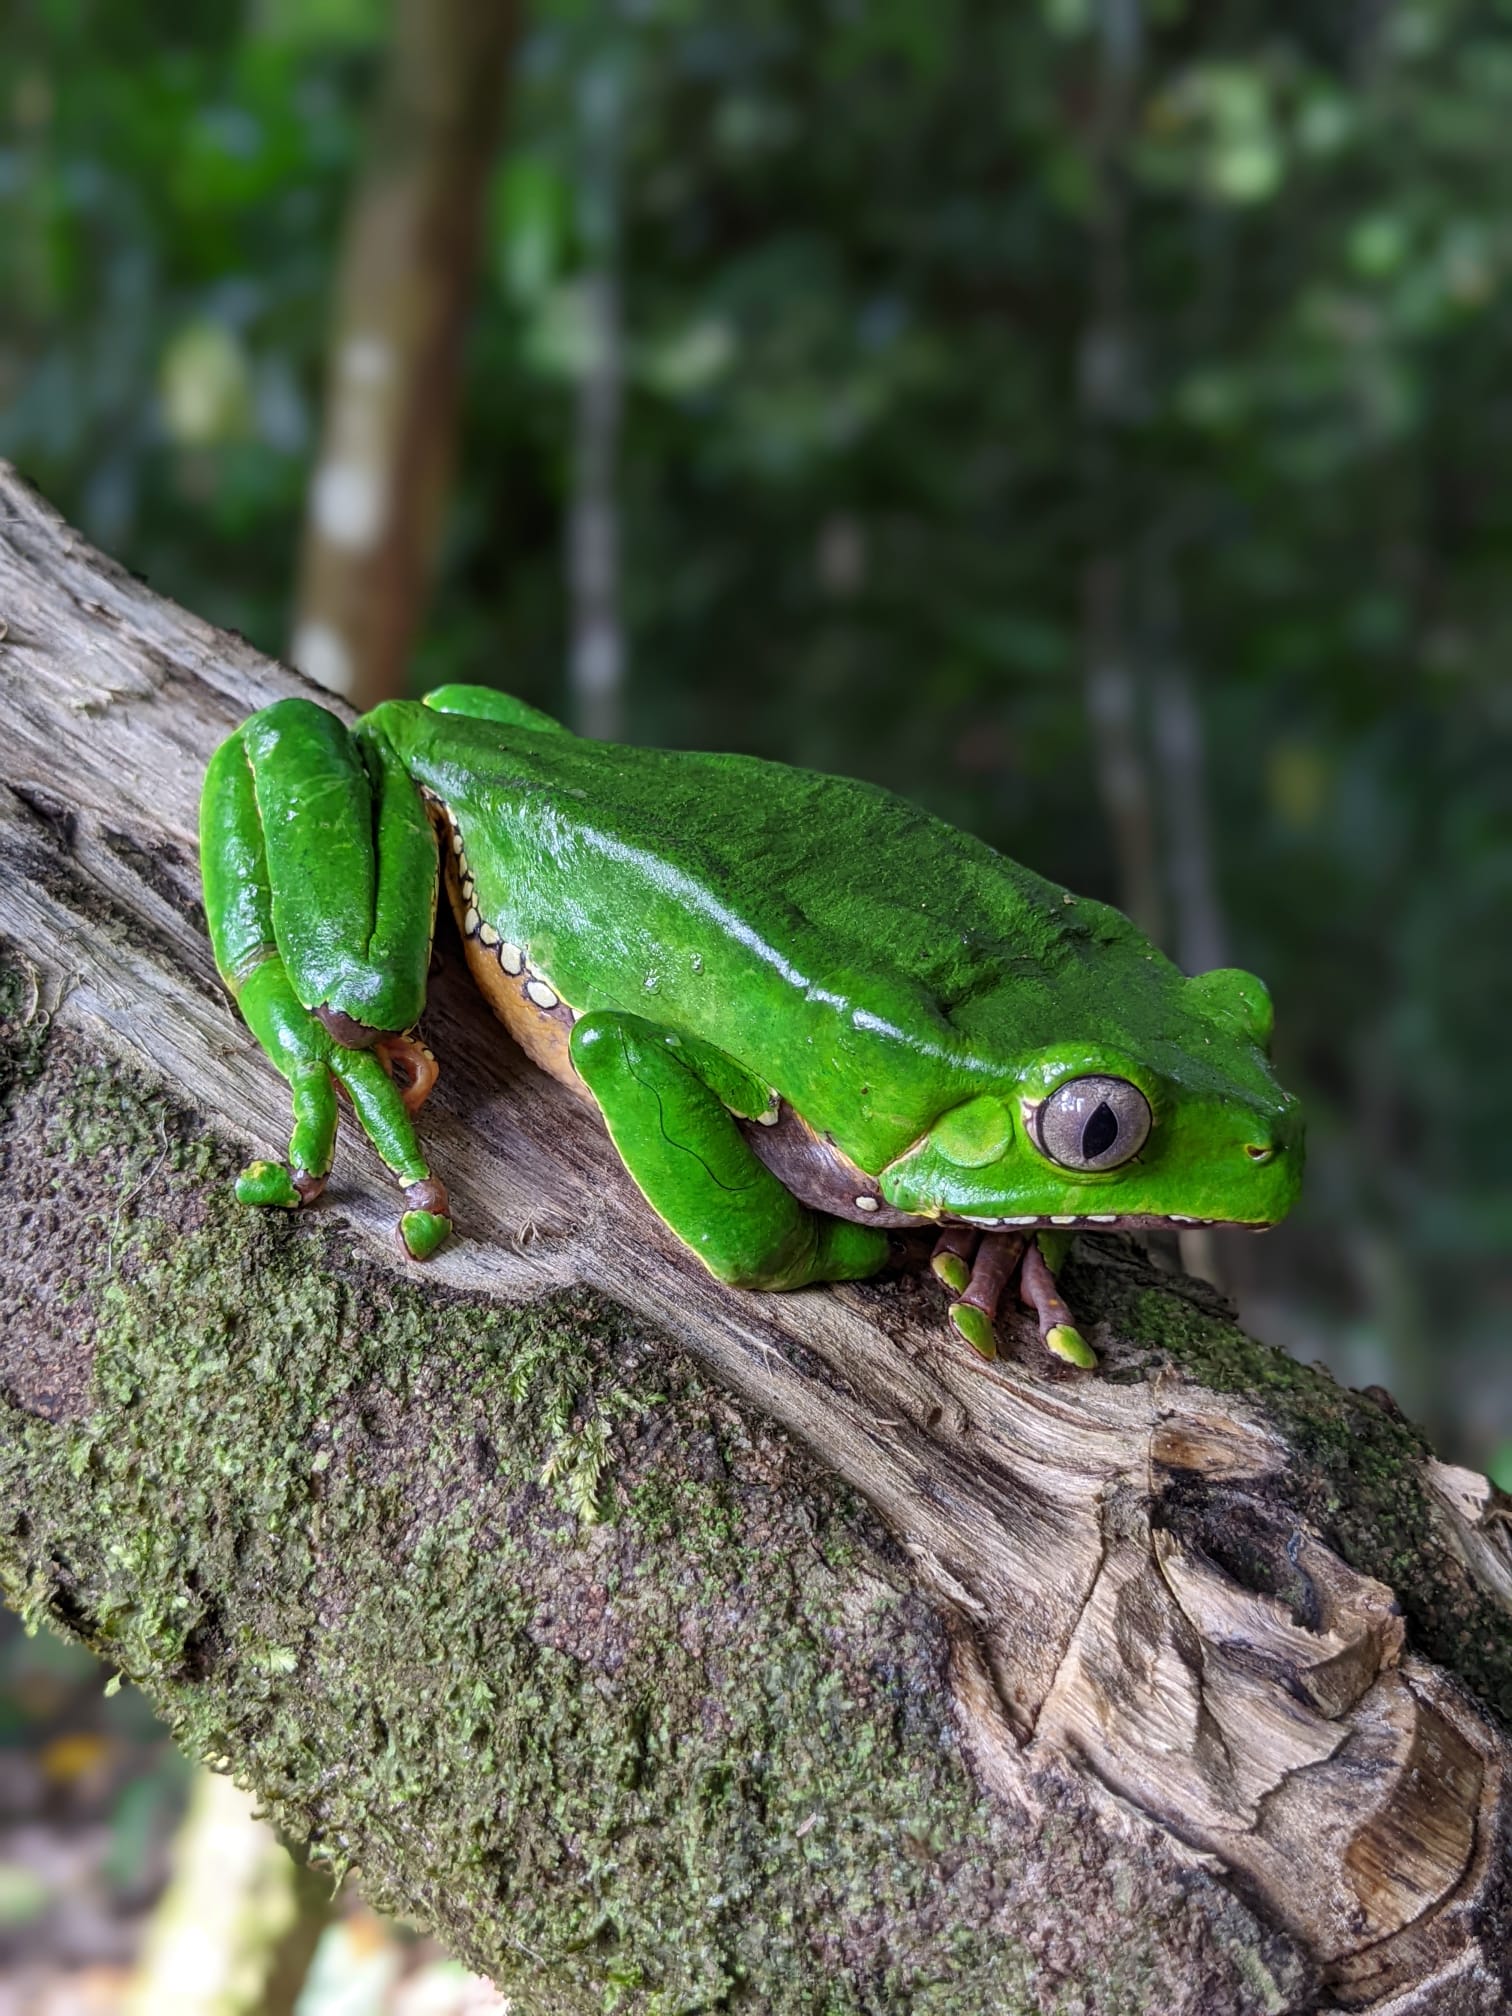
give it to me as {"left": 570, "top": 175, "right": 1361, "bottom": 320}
{"left": 0, "top": 464, "right": 1508, "bottom": 2014}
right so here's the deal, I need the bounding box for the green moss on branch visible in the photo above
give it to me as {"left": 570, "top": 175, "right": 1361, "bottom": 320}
{"left": 5, "top": 1014, "right": 1219, "bottom": 2015}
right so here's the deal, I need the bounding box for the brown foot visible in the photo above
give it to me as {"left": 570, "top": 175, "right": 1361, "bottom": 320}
{"left": 948, "top": 1231, "right": 1027, "bottom": 1360}
{"left": 1017, "top": 1241, "right": 1097, "bottom": 1367}
{"left": 375, "top": 1034, "right": 440, "bottom": 1115}
{"left": 931, "top": 1225, "right": 980, "bottom": 1294}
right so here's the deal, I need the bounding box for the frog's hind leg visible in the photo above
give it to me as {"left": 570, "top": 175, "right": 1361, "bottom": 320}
{"left": 237, "top": 698, "right": 438, "bottom": 1040}
{"left": 569, "top": 1012, "right": 887, "bottom": 1291}
{"left": 201, "top": 715, "right": 451, "bottom": 1260}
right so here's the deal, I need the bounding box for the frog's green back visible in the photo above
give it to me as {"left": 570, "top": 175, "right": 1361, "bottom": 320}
{"left": 373, "top": 697, "right": 1261, "bottom": 1166}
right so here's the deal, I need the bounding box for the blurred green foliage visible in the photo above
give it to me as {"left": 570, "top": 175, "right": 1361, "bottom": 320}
{"left": 2, "top": 0, "right": 1509, "bottom": 1455}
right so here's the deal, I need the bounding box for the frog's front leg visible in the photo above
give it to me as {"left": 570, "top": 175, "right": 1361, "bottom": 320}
{"left": 1017, "top": 1232, "right": 1096, "bottom": 1368}
{"left": 569, "top": 1013, "right": 888, "bottom": 1290}
{"left": 942, "top": 1230, "right": 1027, "bottom": 1360}
{"left": 930, "top": 1225, "right": 1096, "bottom": 1366}
{"left": 201, "top": 700, "right": 451, "bottom": 1260}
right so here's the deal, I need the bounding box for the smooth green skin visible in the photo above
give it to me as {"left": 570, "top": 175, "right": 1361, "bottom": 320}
{"left": 200, "top": 686, "right": 1303, "bottom": 1309}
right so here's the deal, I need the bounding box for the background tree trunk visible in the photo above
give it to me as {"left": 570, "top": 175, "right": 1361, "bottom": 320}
{"left": 290, "top": 0, "right": 518, "bottom": 709}
{"left": 567, "top": 58, "right": 628, "bottom": 744}
{"left": 1, "top": 467, "right": 1510, "bottom": 2014}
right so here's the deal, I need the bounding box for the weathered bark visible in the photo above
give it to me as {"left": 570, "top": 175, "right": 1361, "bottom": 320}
{"left": 0, "top": 465, "right": 1509, "bottom": 2014}
{"left": 290, "top": 0, "right": 518, "bottom": 708}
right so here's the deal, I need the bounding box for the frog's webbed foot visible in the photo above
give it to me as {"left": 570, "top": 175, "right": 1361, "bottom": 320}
{"left": 396, "top": 1175, "right": 452, "bottom": 1261}
{"left": 930, "top": 1225, "right": 979, "bottom": 1295}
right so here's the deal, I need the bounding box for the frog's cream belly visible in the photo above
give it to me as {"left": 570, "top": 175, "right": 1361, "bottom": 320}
{"left": 441, "top": 850, "right": 596, "bottom": 1107}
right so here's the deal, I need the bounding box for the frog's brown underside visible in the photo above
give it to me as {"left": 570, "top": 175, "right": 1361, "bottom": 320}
{"left": 1, "top": 461, "right": 1510, "bottom": 2016}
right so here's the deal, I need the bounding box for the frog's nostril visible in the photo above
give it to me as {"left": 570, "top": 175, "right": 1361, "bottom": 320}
{"left": 1244, "top": 1143, "right": 1274, "bottom": 1163}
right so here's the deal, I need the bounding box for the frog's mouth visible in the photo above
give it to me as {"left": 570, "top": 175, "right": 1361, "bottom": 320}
{"left": 739, "top": 1108, "right": 1287, "bottom": 1233}
{"left": 946, "top": 1211, "right": 1273, "bottom": 1232}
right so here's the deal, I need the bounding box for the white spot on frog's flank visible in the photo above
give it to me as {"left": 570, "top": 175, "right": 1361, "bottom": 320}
{"left": 500, "top": 943, "right": 523, "bottom": 975}
{"left": 462, "top": 876, "right": 475, "bottom": 903}
{"left": 291, "top": 620, "right": 353, "bottom": 697}
{"left": 479, "top": 922, "right": 499, "bottom": 947}
{"left": 464, "top": 906, "right": 479, "bottom": 936}
{"left": 526, "top": 978, "right": 559, "bottom": 1011}
{"left": 754, "top": 1105, "right": 780, "bottom": 1126}
{"left": 964, "top": 1215, "right": 1002, "bottom": 1228}
{"left": 1003, "top": 1216, "right": 1039, "bottom": 1227}
{"left": 1089, "top": 1214, "right": 1118, "bottom": 1224}
{"left": 311, "top": 459, "right": 386, "bottom": 551}
{"left": 1050, "top": 1214, "right": 1077, "bottom": 1226}
{"left": 450, "top": 828, "right": 464, "bottom": 855}
{"left": 855, "top": 1195, "right": 880, "bottom": 1213}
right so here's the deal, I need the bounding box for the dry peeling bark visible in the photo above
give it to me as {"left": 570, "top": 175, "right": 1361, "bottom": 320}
{"left": 0, "top": 463, "right": 1509, "bottom": 2014}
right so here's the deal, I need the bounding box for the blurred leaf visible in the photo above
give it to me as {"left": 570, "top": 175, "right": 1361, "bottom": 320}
{"left": 0, "top": 1861, "right": 50, "bottom": 1929}
{"left": 159, "top": 322, "right": 252, "bottom": 446}
{"left": 39, "top": 1729, "right": 113, "bottom": 1784}
{"left": 494, "top": 151, "right": 570, "bottom": 304}
{"left": 294, "top": 1909, "right": 401, "bottom": 2016}
{"left": 639, "top": 315, "right": 736, "bottom": 396}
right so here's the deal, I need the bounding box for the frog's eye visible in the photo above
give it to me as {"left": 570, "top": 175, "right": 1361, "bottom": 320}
{"left": 1034, "top": 1076, "right": 1151, "bottom": 1172}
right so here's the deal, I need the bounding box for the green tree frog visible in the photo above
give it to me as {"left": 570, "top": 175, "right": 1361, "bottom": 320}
{"left": 200, "top": 687, "right": 1303, "bottom": 1366}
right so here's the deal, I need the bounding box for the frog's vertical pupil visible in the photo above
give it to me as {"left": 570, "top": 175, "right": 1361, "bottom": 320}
{"left": 1082, "top": 1102, "right": 1119, "bottom": 1162}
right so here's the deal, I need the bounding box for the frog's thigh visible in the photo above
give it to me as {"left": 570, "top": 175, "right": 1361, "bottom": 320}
{"left": 569, "top": 1012, "right": 887, "bottom": 1292}
{"left": 240, "top": 698, "right": 435, "bottom": 1036}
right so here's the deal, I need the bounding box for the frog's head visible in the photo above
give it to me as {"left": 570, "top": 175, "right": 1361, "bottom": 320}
{"left": 880, "top": 966, "right": 1304, "bottom": 1232}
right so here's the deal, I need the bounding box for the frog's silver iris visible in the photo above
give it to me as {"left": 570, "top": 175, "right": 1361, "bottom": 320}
{"left": 1034, "top": 1075, "right": 1151, "bottom": 1172}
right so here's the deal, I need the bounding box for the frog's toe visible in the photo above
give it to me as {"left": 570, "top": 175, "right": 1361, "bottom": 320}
{"left": 944, "top": 1229, "right": 1027, "bottom": 1363}
{"left": 931, "top": 1225, "right": 979, "bottom": 1294}
{"left": 396, "top": 1177, "right": 452, "bottom": 1261}
{"left": 236, "top": 1160, "right": 306, "bottom": 1210}
{"left": 1018, "top": 1241, "right": 1099, "bottom": 1370}
{"left": 948, "top": 1301, "right": 997, "bottom": 1359}
{"left": 1045, "top": 1323, "right": 1097, "bottom": 1369}
{"left": 375, "top": 1033, "right": 440, "bottom": 1116}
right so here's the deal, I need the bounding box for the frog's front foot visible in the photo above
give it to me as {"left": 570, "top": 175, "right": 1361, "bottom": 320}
{"left": 1016, "top": 1240, "right": 1097, "bottom": 1367}
{"left": 931, "top": 1226, "right": 1097, "bottom": 1369}
{"left": 940, "top": 1229, "right": 1026, "bottom": 1360}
